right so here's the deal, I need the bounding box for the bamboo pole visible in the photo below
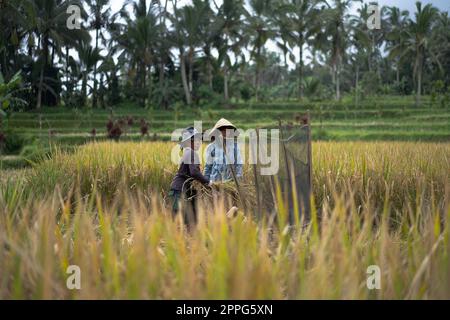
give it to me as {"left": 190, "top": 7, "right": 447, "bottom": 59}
{"left": 223, "top": 135, "right": 247, "bottom": 214}
{"left": 279, "top": 119, "right": 294, "bottom": 224}
{"left": 252, "top": 128, "right": 262, "bottom": 220}
{"left": 306, "top": 110, "right": 313, "bottom": 222}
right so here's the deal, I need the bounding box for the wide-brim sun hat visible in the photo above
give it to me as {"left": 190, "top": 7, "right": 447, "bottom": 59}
{"left": 180, "top": 126, "right": 202, "bottom": 146}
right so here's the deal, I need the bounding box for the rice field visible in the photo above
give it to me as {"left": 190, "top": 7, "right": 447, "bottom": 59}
{"left": 0, "top": 141, "right": 449, "bottom": 299}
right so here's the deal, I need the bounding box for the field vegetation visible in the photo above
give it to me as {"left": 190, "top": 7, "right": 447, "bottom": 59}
{"left": 0, "top": 141, "right": 448, "bottom": 299}
{"left": 0, "top": 0, "right": 449, "bottom": 300}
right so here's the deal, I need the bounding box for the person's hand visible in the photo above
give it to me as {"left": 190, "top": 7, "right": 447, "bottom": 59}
{"left": 204, "top": 181, "right": 213, "bottom": 191}
{"left": 207, "top": 181, "right": 220, "bottom": 190}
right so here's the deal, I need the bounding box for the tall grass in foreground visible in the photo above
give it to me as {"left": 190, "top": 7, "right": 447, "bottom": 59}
{"left": 0, "top": 141, "right": 449, "bottom": 299}
{"left": 0, "top": 186, "right": 448, "bottom": 299}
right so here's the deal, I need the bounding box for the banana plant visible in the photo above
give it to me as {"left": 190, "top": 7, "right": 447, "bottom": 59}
{"left": 0, "top": 71, "right": 27, "bottom": 126}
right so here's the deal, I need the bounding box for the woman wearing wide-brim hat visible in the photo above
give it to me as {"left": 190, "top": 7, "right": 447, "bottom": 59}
{"left": 204, "top": 118, "right": 243, "bottom": 183}
{"left": 169, "top": 126, "right": 210, "bottom": 226}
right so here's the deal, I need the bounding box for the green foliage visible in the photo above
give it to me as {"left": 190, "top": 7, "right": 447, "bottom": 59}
{"left": 0, "top": 71, "right": 27, "bottom": 116}
{"left": 0, "top": 129, "right": 25, "bottom": 155}
{"left": 196, "top": 85, "right": 224, "bottom": 107}
{"left": 62, "top": 91, "right": 85, "bottom": 109}
{"left": 430, "top": 80, "right": 447, "bottom": 108}
{"left": 20, "top": 141, "right": 51, "bottom": 165}
{"left": 239, "top": 83, "right": 253, "bottom": 102}
{"left": 0, "top": 97, "right": 448, "bottom": 150}
{"left": 361, "top": 71, "right": 381, "bottom": 97}
{"left": 315, "top": 128, "right": 330, "bottom": 140}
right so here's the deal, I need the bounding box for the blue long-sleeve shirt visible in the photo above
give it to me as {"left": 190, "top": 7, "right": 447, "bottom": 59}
{"left": 204, "top": 140, "right": 243, "bottom": 182}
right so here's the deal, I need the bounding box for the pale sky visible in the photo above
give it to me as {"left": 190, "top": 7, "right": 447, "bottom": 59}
{"left": 369, "top": 0, "right": 449, "bottom": 14}
{"left": 108, "top": 0, "right": 450, "bottom": 13}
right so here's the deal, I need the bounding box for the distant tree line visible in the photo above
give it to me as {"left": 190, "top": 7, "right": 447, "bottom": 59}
{"left": 0, "top": 0, "right": 449, "bottom": 110}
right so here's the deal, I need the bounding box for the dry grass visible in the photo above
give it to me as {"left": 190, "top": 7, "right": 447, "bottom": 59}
{"left": 0, "top": 141, "right": 449, "bottom": 299}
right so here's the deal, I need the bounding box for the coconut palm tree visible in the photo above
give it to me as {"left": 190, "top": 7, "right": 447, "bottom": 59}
{"left": 155, "top": 0, "right": 172, "bottom": 108}
{"left": 86, "top": 0, "right": 110, "bottom": 108}
{"left": 430, "top": 11, "right": 450, "bottom": 85}
{"left": 77, "top": 42, "right": 102, "bottom": 106}
{"left": 170, "top": 0, "right": 192, "bottom": 105}
{"left": 385, "top": 6, "right": 410, "bottom": 86}
{"left": 282, "top": 0, "right": 322, "bottom": 99}
{"left": 353, "top": 3, "right": 387, "bottom": 80}
{"left": 214, "top": 0, "right": 246, "bottom": 101}
{"left": 114, "top": 0, "right": 161, "bottom": 108}
{"left": 198, "top": 0, "right": 220, "bottom": 91}
{"left": 0, "top": 0, "right": 31, "bottom": 81}
{"left": 28, "top": 0, "right": 90, "bottom": 109}
{"left": 388, "top": 2, "right": 439, "bottom": 105}
{"left": 272, "top": 0, "right": 293, "bottom": 70}
{"left": 245, "top": 0, "right": 276, "bottom": 101}
{"left": 321, "top": 0, "right": 359, "bottom": 101}
{"left": 348, "top": 6, "right": 371, "bottom": 104}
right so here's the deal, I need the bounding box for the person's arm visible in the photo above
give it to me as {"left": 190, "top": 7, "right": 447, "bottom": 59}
{"left": 203, "top": 144, "right": 213, "bottom": 181}
{"left": 189, "top": 163, "right": 210, "bottom": 185}
{"left": 183, "top": 148, "right": 210, "bottom": 185}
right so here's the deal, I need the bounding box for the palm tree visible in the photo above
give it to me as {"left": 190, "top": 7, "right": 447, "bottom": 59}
{"left": 430, "top": 11, "right": 450, "bottom": 85}
{"left": 272, "top": 1, "right": 293, "bottom": 69}
{"left": 87, "top": 0, "right": 110, "bottom": 108}
{"left": 349, "top": 9, "right": 370, "bottom": 105}
{"left": 245, "top": 0, "right": 275, "bottom": 101}
{"left": 388, "top": 2, "right": 439, "bottom": 105}
{"left": 198, "top": 0, "right": 220, "bottom": 91}
{"left": 385, "top": 6, "right": 409, "bottom": 86}
{"left": 170, "top": 0, "right": 192, "bottom": 105}
{"left": 115, "top": 0, "right": 160, "bottom": 108}
{"left": 215, "top": 0, "right": 246, "bottom": 101}
{"left": 353, "top": 3, "right": 387, "bottom": 80}
{"left": 321, "top": 0, "right": 359, "bottom": 101}
{"left": 77, "top": 42, "right": 102, "bottom": 106}
{"left": 281, "top": 0, "right": 321, "bottom": 99}
{"left": 0, "top": 0, "right": 30, "bottom": 81}
{"left": 28, "top": 0, "right": 90, "bottom": 109}
{"left": 155, "top": 0, "right": 172, "bottom": 108}
{"left": 186, "top": 1, "right": 210, "bottom": 94}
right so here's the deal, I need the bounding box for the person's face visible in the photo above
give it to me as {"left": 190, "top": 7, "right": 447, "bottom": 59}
{"left": 219, "top": 128, "right": 234, "bottom": 139}
{"left": 191, "top": 137, "right": 201, "bottom": 151}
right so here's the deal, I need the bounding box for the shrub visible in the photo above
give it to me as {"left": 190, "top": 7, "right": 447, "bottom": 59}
{"left": 20, "top": 141, "right": 51, "bottom": 164}
{"left": 239, "top": 83, "right": 253, "bottom": 102}
{"left": 430, "top": 80, "right": 446, "bottom": 107}
{"left": 361, "top": 71, "right": 381, "bottom": 96}
{"left": 62, "top": 91, "right": 85, "bottom": 108}
{"left": 0, "top": 129, "right": 25, "bottom": 154}
{"left": 196, "top": 85, "right": 224, "bottom": 107}
{"left": 106, "top": 119, "right": 123, "bottom": 141}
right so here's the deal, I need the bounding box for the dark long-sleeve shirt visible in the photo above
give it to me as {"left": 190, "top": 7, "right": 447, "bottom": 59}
{"left": 170, "top": 148, "right": 209, "bottom": 191}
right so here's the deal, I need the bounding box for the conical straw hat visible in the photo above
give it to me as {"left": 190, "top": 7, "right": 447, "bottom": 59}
{"left": 206, "top": 118, "right": 237, "bottom": 139}
{"left": 212, "top": 118, "right": 236, "bottom": 131}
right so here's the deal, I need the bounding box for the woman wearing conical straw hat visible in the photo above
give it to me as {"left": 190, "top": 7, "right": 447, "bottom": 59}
{"left": 204, "top": 118, "right": 243, "bottom": 183}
